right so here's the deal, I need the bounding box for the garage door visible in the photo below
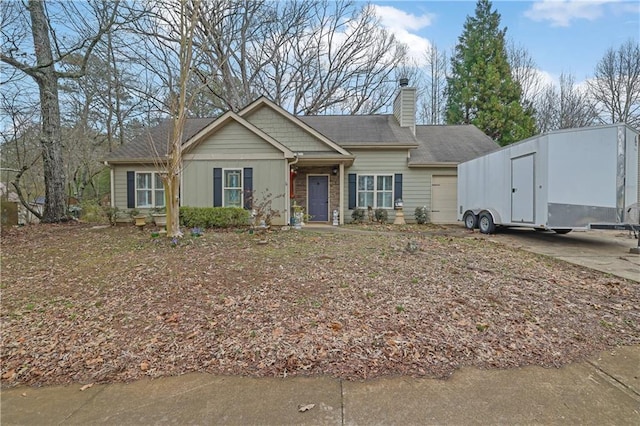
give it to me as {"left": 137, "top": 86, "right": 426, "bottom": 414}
{"left": 431, "top": 175, "right": 458, "bottom": 223}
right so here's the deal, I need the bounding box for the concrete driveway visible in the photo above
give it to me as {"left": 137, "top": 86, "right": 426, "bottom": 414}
{"left": 477, "top": 228, "right": 640, "bottom": 282}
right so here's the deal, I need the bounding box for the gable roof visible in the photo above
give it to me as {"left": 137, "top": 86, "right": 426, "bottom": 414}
{"left": 240, "top": 97, "right": 352, "bottom": 156}
{"left": 181, "top": 111, "right": 294, "bottom": 157}
{"left": 409, "top": 125, "right": 499, "bottom": 166}
{"left": 298, "top": 114, "right": 419, "bottom": 148}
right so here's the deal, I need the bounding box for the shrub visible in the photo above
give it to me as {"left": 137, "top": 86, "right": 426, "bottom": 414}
{"left": 415, "top": 206, "right": 429, "bottom": 224}
{"left": 79, "top": 199, "right": 105, "bottom": 223}
{"left": 374, "top": 208, "right": 388, "bottom": 223}
{"left": 180, "top": 207, "right": 250, "bottom": 228}
{"left": 351, "top": 208, "right": 365, "bottom": 223}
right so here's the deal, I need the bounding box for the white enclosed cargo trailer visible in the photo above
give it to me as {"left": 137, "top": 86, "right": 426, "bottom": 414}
{"left": 457, "top": 124, "right": 639, "bottom": 236}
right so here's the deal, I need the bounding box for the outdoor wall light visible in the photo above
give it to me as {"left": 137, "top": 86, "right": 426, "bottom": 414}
{"left": 332, "top": 166, "right": 338, "bottom": 175}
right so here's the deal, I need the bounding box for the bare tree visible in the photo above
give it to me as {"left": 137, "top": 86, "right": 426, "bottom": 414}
{"left": 535, "top": 72, "right": 598, "bottom": 132}
{"left": 1, "top": 0, "right": 121, "bottom": 222}
{"left": 190, "top": 0, "right": 407, "bottom": 116}
{"left": 507, "top": 40, "right": 544, "bottom": 112}
{"left": 588, "top": 39, "right": 640, "bottom": 129}
{"left": 420, "top": 44, "right": 447, "bottom": 124}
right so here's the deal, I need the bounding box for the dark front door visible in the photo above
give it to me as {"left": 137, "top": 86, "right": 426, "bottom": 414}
{"left": 308, "top": 176, "right": 329, "bottom": 221}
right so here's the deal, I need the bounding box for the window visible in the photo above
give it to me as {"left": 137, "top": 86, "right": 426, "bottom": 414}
{"left": 223, "top": 169, "right": 243, "bottom": 207}
{"left": 135, "top": 172, "right": 165, "bottom": 208}
{"left": 357, "top": 175, "right": 393, "bottom": 208}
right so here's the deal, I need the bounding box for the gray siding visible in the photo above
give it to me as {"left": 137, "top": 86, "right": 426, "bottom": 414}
{"left": 245, "top": 106, "right": 334, "bottom": 152}
{"left": 189, "top": 120, "right": 282, "bottom": 155}
{"left": 112, "top": 164, "right": 161, "bottom": 212}
{"left": 345, "top": 149, "right": 430, "bottom": 222}
{"left": 182, "top": 159, "right": 288, "bottom": 225}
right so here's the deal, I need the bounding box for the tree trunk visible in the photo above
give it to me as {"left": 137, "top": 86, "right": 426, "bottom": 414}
{"left": 29, "top": 0, "right": 67, "bottom": 222}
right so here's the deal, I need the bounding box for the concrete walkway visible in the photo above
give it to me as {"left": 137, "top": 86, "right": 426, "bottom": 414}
{"left": 2, "top": 346, "right": 638, "bottom": 425}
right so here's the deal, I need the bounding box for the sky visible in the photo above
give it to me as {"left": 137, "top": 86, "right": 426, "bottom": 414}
{"left": 369, "top": 0, "right": 639, "bottom": 86}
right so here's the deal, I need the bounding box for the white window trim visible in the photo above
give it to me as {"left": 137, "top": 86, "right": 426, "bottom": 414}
{"left": 357, "top": 174, "right": 393, "bottom": 209}
{"left": 222, "top": 168, "right": 243, "bottom": 208}
{"left": 135, "top": 172, "right": 165, "bottom": 208}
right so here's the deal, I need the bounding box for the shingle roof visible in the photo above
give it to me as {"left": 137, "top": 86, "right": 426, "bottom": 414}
{"left": 298, "top": 115, "right": 418, "bottom": 147}
{"left": 105, "top": 118, "right": 214, "bottom": 162}
{"left": 409, "top": 125, "right": 499, "bottom": 165}
{"left": 105, "top": 112, "right": 498, "bottom": 167}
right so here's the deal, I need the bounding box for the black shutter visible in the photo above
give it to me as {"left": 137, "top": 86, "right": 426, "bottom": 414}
{"left": 243, "top": 167, "right": 253, "bottom": 209}
{"left": 394, "top": 173, "right": 403, "bottom": 201}
{"left": 213, "top": 168, "right": 222, "bottom": 207}
{"left": 127, "top": 171, "right": 135, "bottom": 208}
{"left": 348, "top": 173, "right": 357, "bottom": 209}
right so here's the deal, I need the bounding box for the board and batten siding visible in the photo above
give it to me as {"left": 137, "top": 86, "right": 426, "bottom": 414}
{"left": 244, "top": 106, "right": 334, "bottom": 153}
{"left": 345, "top": 149, "right": 429, "bottom": 222}
{"left": 112, "top": 164, "right": 160, "bottom": 210}
{"left": 187, "top": 120, "right": 282, "bottom": 155}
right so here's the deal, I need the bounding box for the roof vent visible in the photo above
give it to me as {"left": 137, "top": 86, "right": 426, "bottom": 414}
{"left": 399, "top": 77, "right": 409, "bottom": 87}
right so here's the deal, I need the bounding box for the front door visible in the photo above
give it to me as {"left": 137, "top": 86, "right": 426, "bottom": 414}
{"left": 511, "top": 154, "right": 535, "bottom": 223}
{"left": 308, "top": 175, "right": 329, "bottom": 221}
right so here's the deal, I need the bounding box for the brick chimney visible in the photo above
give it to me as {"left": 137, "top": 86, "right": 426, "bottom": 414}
{"left": 393, "top": 79, "right": 416, "bottom": 135}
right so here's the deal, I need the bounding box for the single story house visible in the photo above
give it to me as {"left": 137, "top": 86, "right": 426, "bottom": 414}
{"left": 104, "top": 84, "right": 499, "bottom": 225}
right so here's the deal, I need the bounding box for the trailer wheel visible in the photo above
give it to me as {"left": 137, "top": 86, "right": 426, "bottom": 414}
{"left": 463, "top": 212, "right": 478, "bottom": 229}
{"left": 478, "top": 212, "right": 496, "bottom": 234}
{"left": 553, "top": 229, "right": 572, "bottom": 234}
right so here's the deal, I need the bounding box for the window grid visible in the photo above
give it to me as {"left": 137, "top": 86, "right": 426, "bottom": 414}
{"left": 223, "top": 169, "right": 243, "bottom": 208}
{"left": 357, "top": 174, "right": 393, "bottom": 209}
{"left": 135, "top": 172, "right": 165, "bottom": 208}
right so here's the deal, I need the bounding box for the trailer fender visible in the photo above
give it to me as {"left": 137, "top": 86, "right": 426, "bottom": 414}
{"left": 480, "top": 209, "right": 502, "bottom": 225}
{"left": 478, "top": 209, "right": 502, "bottom": 234}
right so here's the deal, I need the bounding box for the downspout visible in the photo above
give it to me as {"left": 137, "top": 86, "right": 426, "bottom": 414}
{"left": 287, "top": 154, "right": 300, "bottom": 226}
{"left": 339, "top": 163, "right": 345, "bottom": 225}
{"left": 104, "top": 161, "right": 115, "bottom": 208}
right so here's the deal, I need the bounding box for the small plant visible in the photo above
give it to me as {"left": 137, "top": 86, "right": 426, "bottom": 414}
{"left": 476, "top": 323, "right": 489, "bottom": 332}
{"left": 103, "top": 206, "right": 120, "bottom": 226}
{"left": 150, "top": 231, "right": 160, "bottom": 238}
{"left": 374, "top": 208, "right": 388, "bottom": 223}
{"left": 129, "top": 208, "right": 140, "bottom": 218}
{"left": 395, "top": 304, "right": 405, "bottom": 313}
{"left": 351, "top": 208, "right": 365, "bottom": 223}
{"left": 415, "top": 206, "right": 429, "bottom": 224}
{"left": 190, "top": 227, "right": 204, "bottom": 237}
{"left": 170, "top": 237, "right": 179, "bottom": 247}
{"left": 247, "top": 189, "right": 284, "bottom": 227}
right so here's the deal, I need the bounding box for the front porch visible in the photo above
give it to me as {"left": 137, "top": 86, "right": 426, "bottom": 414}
{"left": 289, "top": 164, "right": 345, "bottom": 225}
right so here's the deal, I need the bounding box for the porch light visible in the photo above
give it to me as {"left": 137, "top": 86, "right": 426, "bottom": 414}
{"left": 332, "top": 166, "right": 338, "bottom": 175}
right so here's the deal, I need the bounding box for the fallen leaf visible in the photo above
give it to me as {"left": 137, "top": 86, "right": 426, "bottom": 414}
{"left": 140, "top": 361, "right": 150, "bottom": 371}
{"left": 2, "top": 370, "right": 16, "bottom": 380}
{"left": 298, "top": 403, "right": 315, "bottom": 412}
{"left": 80, "top": 383, "right": 93, "bottom": 391}
{"left": 21, "top": 393, "right": 27, "bottom": 397}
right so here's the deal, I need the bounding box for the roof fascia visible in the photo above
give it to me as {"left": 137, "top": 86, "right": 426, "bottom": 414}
{"left": 343, "top": 144, "right": 419, "bottom": 149}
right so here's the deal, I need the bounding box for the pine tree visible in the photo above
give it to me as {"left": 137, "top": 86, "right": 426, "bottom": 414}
{"left": 445, "top": 0, "right": 535, "bottom": 146}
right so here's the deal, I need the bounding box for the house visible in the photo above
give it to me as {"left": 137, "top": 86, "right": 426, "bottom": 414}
{"left": 104, "top": 84, "right": 499, "bottom": 225}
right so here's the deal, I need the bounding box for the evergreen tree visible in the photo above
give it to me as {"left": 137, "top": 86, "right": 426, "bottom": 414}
{"left": 445, "top": 0, "right": 535, "bottom": 146}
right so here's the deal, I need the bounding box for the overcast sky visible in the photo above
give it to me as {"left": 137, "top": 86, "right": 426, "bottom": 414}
{"left": 370, "top": 0, "right": 639, "bottom": 86}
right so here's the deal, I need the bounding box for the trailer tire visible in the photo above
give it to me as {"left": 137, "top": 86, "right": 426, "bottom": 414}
{"left": 463, "top": 211, "right": 478, "bottom": 229}
{"left": 553, "top": 229, "right": 572, "bottom": 234}
{"left": 478, "top": 212, "right": 496, "bottom": 234}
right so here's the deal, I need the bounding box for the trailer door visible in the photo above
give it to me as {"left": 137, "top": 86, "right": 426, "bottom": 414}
{"left": 511, "top": 154, "right": 535, "bottom": 223}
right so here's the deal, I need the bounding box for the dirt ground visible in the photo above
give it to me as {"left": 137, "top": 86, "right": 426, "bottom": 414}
{"left": 1, "top": 223, "right": 638, "bottom": 388}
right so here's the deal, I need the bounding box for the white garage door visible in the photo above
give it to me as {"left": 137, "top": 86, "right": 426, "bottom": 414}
{"left": 431, "top": 175, "right": 458, "bottom": 223}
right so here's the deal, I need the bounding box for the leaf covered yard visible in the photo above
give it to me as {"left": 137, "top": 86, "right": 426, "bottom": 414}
{"left": 1, "top": 224, "right": 638, "bottom": 388}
